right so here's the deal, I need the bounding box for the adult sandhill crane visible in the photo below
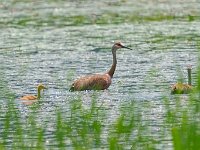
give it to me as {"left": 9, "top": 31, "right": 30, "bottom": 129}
{"left": 70, "top": 42, "right": 132, "bottom": 91}
{"left": 20, "top": 83, "right": 46, "bottom": 100}
{"left": 171, "top": 66, "right": 193, "bottom": 94}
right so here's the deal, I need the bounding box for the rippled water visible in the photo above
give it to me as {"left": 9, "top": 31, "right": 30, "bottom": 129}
{"left": 0, "top": 0, "right": 200, "bottom": 149}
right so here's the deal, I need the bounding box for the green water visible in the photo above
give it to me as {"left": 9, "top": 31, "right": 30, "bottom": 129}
{"left": 0, "top": 0, "right": 200, "bottom": 149}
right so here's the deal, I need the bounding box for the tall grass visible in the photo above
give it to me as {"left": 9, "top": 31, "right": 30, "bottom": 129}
{"left": 0, "top": 63, "right": 200, "bottom": 149}
{"left": 164, "top": 93, "right": 200, "bottom": 150}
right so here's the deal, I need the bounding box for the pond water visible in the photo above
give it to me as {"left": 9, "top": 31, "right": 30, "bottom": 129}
{"left": 0, "top": 0, "right": 200, "bottom": 149}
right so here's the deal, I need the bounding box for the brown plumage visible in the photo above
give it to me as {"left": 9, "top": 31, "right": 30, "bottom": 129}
{"left": 70, "top": 42, "right": 132, "bottom": 91}
{"left": 171, "top": 66, "right": 193, "bottom": 94}
{"left": 20, "top": 83, "right": 46, "bottom": 100}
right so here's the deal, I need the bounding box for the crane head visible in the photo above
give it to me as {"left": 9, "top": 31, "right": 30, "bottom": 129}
{"left": 113, "top": 41, "right": 132, "bottom": 50}
{"left": 37, "top": 83, "right": 47, "bottom": 90}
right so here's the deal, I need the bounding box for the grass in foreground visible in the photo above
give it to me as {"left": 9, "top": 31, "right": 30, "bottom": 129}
{"left": 0, "top": 59, "right": 200, "bottom": 150}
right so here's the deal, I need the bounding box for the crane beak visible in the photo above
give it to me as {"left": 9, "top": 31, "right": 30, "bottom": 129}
{"left": 121, "top": 45, "right": 132, "bottom": 50}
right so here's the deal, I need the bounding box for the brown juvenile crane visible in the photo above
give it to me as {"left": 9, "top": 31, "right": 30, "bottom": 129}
{"left": 20, "top": 83, "right": 47, "bottom": 100}
{"left": 171, "top": 66, "right": 193, "bottom": 94}
{"left": 70, "top": 42, "right": 132, "bottom": 91}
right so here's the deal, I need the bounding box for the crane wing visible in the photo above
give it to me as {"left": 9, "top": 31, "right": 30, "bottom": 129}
{"left": 20, "top": 95, "right": 37, "bottom": 100}
{"left": 70, "top": 74, "right": 111, "bottom": 91}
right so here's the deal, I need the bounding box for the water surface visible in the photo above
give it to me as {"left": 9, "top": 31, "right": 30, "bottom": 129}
{"left": 0, "top": 0, "right": 200, "bottom": 149}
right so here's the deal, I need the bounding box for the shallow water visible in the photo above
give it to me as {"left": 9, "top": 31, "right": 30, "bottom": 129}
{"left": 0, "top": 0, "right": 200, "bottom": 149}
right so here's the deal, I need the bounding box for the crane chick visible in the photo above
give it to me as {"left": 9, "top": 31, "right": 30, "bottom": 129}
{"left": 20, "top": 83, "right": 46, "bottom": 100}
{"left": 171, "top": 66, "right": 193, "bottom": 94}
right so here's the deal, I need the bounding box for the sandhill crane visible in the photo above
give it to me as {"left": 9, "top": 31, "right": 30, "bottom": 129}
{"left": 20, "top": 83, "right": 46, "bottom": 100}
{"left": 171, "top": 66, "right": 193, "bottom": 94}
{"left": 70, "top": 42, "right": 132, "bottom": 91}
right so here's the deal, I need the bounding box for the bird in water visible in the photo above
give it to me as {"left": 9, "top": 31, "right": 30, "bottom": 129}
{"left": 70, "top": 41, "right": 132, "bottom": 91}
{"left": 171, "top": 66, "right": 193, "bottom": 94}
{"left": 20, "top": 83, "right": 47, "bottom": 100}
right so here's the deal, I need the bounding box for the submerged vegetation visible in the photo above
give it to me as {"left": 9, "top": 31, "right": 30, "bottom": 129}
{"left": 0, "top": 0, "right": 200, "bottom": 28}
{"left": 1, "top": 13, "right": 199, "bottom": 28}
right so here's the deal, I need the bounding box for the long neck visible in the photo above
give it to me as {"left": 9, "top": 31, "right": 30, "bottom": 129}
{"left": 37, "top": 88, "right": 41, "bottom": 99}
{"left": 107, "top": 49, "right": 117, "bottom": 78}
{"left": 188, "top": 68, "right": 192, "bottom": 85}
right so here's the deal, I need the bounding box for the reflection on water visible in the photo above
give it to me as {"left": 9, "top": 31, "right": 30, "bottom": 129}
{"left": 0, "top": 0, "right": 200, "bottom": 149}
